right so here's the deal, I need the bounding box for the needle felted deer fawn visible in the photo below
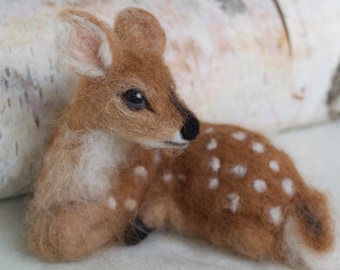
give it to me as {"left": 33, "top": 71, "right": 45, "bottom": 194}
{"left": 27, "top": 7, "right": 338, "bottom": 269}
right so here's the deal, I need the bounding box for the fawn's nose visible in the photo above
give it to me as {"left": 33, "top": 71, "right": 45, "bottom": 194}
{"left": 180, "top": 114, "right": 200, "bottom": 141}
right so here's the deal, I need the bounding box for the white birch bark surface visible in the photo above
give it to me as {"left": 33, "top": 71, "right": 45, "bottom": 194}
{"left": 1, "top": 0, "right": 340, "bottom": 198}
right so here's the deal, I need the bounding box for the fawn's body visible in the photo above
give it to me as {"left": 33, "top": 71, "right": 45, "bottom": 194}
{"left": 27, "top": 8, "right": 335, "bottom": 269}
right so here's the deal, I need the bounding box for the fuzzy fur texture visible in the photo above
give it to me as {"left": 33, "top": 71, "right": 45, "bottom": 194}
{"left": 26, "top": 8, "right": 338, "bottom": 269}
{"left": 32, "top": 128, "right": 128, "bottom": 208}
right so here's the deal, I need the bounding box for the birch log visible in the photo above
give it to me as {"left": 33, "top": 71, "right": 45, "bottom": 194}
{"left": 1, "top": 0, "right": 340, "bottom": 198}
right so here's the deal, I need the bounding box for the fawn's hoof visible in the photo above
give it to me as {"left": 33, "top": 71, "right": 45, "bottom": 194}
{"left": 124, "top": 216, "right": 154, "bottom": 245}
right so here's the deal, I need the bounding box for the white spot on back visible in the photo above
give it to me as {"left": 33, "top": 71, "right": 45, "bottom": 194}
{"left": 282, "top": 178, "right": 294, "bottom": 196}
{"left": 210, "top": 157, "right": 221, "bottom": 172}
{"left": 269, "top": 206, "right": 282, "bottom": 225}
{"left": 178, "top": 174, "right": 186, "bottom": 181}
{"left": 154, "top": 150, "right": 161, "bottom": 164}
{"left": 205, "top": 127, "right": 214, "bottom": 134}
{"left": 231, "top": 165, "right": 247, "bottom": 178}
{"left": 227, "top": 193, "right": 240, "bottom": 213}
{"left": 206, "top": 138, "right": 217, "bottom": 150}
{"left": 107, "top": 196, "right": 117, "bottom": 210}
{"left": 124, "top": 198, "right": 138, "bottom": 211}
{"left": 269, "top": 160, "right": 280, "bottom": 172}
{"left": 163, "top": 173, "right": 173, "bottom": 183}
{"left": 134, "top": 166, "right": 148, "bottom": 179}
{"left": 208, "top": 178, "right": 219, "bottom": 190}
{"left": 252, "top": 141, "right": 265, "bottom": 153}
{"left": 231, "top": 131, "right": 247, "bottom": 141}
{"left": 253, "top": 179, "right": 267, "bottom": 193}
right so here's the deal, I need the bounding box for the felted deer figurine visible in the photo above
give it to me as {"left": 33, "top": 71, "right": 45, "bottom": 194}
{"left": 27, "top": 8, "right": 337, "bottom": 269}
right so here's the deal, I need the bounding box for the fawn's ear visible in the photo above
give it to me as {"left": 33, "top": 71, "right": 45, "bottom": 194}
{"left": 113, "top": 8, "right": 166, "bottom": 56}
{"left": 56, "top": 10, "right": 113, "bottom": 78}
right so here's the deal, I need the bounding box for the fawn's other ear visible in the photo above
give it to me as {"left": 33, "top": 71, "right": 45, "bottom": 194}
{"left": 113, "top": 8, "right": 166, "bottom": 56}
{"left": 56, "top": 10, "right": 113, "bottom": 78}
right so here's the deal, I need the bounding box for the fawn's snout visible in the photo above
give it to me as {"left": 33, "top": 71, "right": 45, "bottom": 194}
{"left": 181, "top": 114, "right": 200, "bottom": 141}
{"left": 165, "top": 112, "right": 200, "bottom": 147}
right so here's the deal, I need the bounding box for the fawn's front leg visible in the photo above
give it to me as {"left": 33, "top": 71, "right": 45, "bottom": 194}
{"left": 27, "top": 199, "right": 132, "bottom": 261}
{"left": 27, "top": 174, "right": 154, "bottom": 262}
{"left": 26, "top": 128, "right": 149, "bottom": 261}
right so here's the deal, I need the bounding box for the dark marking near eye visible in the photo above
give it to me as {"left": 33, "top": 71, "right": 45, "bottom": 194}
{"left": 169, "top": 90, "right": 200, "bottom": 140}
{"left": 169, "top": 91, "right": 192, "bottom": 119}
{"left": 296, "top": 204, "right": 323, "bottom": 238}
{"left": 145, "top": 103, "right": 155, "bottom": 113}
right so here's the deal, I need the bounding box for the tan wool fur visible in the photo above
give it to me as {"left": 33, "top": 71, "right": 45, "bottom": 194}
{"left": 26, "top": 8, "right": 336, "bottom": 269}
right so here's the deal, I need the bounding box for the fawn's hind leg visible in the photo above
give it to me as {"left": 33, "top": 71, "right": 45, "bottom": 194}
{"left": 206, "top": 216, "right": 281, "bottom": 261}
{"left": 27, "top": 200, "right": 131, "bottom": 262}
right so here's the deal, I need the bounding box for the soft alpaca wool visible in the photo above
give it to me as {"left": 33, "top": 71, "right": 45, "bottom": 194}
{"left": 26, "top": 7, "right": 337, "bottom": 269}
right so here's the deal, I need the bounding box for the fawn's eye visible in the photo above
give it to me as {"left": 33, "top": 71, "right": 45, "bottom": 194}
{"left": 122, "top": 89, "right": 148, "bottom": 111}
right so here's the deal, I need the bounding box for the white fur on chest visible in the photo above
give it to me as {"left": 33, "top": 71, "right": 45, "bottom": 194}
{"left": 36, "top": 129, "right": 127, "bottom": 207}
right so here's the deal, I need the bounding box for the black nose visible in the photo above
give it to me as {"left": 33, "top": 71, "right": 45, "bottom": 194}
{"left": 180, "top": 114, "right": 200, "bottom": 141}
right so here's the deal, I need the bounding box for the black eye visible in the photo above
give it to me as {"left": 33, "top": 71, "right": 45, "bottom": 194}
{"left": 122, "top": 89, "right": 148, "bottom": 111}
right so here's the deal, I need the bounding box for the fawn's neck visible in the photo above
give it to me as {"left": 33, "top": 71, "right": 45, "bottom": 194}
{"left": 36, "top": 109, "right": 133, "bottom": 207}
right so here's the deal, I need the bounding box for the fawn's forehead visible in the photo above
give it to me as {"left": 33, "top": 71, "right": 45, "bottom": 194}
{"left": 112, "top": 49, "right": 174, "bottom": 89}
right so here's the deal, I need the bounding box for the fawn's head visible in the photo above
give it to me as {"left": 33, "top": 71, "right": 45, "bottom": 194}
{"left": 56, "top": 8, "right": 199, "bottom": 148}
